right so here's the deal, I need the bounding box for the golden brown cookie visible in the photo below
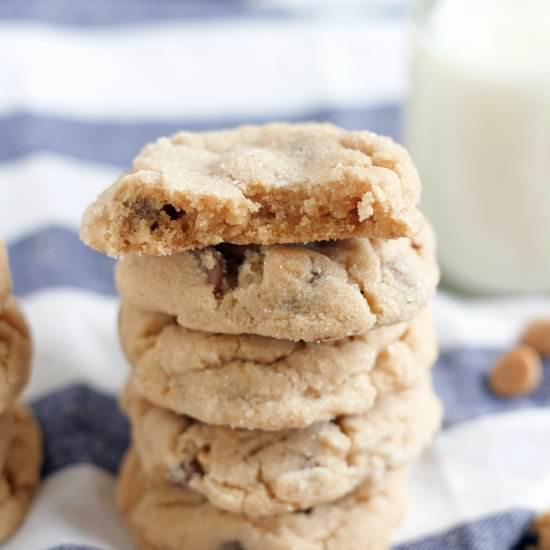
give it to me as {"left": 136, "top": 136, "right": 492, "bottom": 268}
{"left": 120, "top": 305, "right": 436, "bottom": 430}
{"left": 0, "top": 243, "right": 12, "bottom": 312}
{"left": 0, "top": 405, "right": 42, "bottom": 544}
{"left": 124, "top": 377, "right": 440, "bottom": 517}
{"left": 116, "top": 449, "right": 407, "bottom": 550}
{"left": 0, "top": 298, "right": 32, "bottom": 415}
{"left": 81, "top": 123, "right": 423, "bottom": 256}
{"left": 116, "top": 223, "right": 438, "bottom": 341}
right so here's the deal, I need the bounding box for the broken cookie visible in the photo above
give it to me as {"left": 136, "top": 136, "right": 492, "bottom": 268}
{"left": 81, "top": 123, "right": 423, "bottom": 256}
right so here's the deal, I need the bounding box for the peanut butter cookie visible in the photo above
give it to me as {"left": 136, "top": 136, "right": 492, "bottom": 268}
{"left": 124, "top": 377, "right": 440, "bottom": 517}
{"left": 0, "top": 298, "right": 32, "bottom": 415}
{"left": 120, "top": 306, "right": 436, "bottom": 430}
{"left": 82, "top": 123, "right": 423, "bottom": 256}
{"left": 116, "top": 449, "right": 406, "bottom": 550}
{"left": 116, "top": 223, "right": 437, "bottom": 341}
{"left": 0, "top": 406, "right": 42, "bottom": 544}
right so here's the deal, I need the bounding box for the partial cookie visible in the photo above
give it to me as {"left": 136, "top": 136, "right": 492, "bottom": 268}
{"left": 117, "top": 449, "right": 406, "bottom": 550}
{"left": 0, "top": 405, "right": 42, "bottom": 544}
{"left": 124, "top": 377, "right": 440, "bottom": 517}
{"left": 81, "top": 123, "right": 423, "bottom": 256}
{"left": 116, "top": 223, "right": 438, "bottom": 341}
{"left": 120, "top": 305, "right": 436, "bottom": 430}
{"left": 0, "top": 298, "right": 32, "bottom": 415}
{"left": 0, "top": 410, "right": 16, "bottom": 475}
{"left": 0, "top": 243, "right": 12, "bottom": 312}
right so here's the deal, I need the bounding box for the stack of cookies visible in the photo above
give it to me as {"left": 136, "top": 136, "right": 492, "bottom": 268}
{"left": 0, "top": 242, "right": 42, "bottom": 543}
{"left": 81, "top": 123, "right": 441, "bottom": 550}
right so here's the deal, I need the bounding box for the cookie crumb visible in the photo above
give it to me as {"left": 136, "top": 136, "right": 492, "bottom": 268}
{"left": 488, "top": 345, "right": 542, "bottom": 398}
{"left": 532, "top": 511, "right": 550, "bottom": 550}
{"left": 521, "top": 320, "right": 550, "bottom": 358}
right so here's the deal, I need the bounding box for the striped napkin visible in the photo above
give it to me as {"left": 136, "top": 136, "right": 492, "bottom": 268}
{"left": 1, "top": 1, "right": 549, "bottom": 548}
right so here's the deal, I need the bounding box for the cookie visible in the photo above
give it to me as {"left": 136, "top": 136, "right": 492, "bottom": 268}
{"left": 81, "top": 123, "right": 423, "bottom": 257}
{"left": 0, "top": 243, "right": 12, "bottom": 312}
{"left": 116, "top": 223, "right": 438, "bottom": 342}
{"left": 124, "top": 376, "right": 440, "bottom": 517}
{"left": 0, "top": 298, "right": 32, "bottom": 415}
{"left": 117, "top": 449, "right": 406, "bottom": 550}
{"left": 0, "top": 405, "right": 42, "bottom": 544}
{"left": 120, "top": 305, "right": 436, "bottom": 430}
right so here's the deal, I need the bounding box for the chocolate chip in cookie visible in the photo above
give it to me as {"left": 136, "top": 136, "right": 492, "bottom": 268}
{"left": 219, "top": 542, "right": 244, "bottom": 550}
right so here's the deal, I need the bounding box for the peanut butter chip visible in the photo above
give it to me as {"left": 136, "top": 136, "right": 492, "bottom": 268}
{"left": 532, "top": 512, "right": 550, "bottom": 550}
{"left": 521, "top": 320, "right": 550, "bottom": 358}
{"left": 488, "top": 345, "right": 542, "bottom": 398}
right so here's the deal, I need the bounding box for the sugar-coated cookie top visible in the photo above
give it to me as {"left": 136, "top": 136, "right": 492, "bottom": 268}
{"left": 135, "top": 123, "right": 419, "bottom": 196}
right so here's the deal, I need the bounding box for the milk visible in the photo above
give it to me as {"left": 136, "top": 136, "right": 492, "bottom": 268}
{"left": 405, "top": 0, "right": 550, "bottom": 294}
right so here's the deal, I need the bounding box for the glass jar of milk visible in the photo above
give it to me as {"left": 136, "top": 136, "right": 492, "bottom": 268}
{"left": 405, "top": 0, "right": 550, "bottom": 294}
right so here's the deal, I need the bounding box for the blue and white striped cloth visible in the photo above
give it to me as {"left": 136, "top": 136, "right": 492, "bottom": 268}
{"left": 1, "top": 2, "right": 550, "bottom": 549}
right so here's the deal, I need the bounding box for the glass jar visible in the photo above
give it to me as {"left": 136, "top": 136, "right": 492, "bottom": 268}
{"left": 405, "top": 0, "right": 550, "bottom": 294}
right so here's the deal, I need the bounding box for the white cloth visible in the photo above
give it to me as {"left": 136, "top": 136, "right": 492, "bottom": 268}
{"left": 0, "top": 2, "right": 548, "bottom": 549}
